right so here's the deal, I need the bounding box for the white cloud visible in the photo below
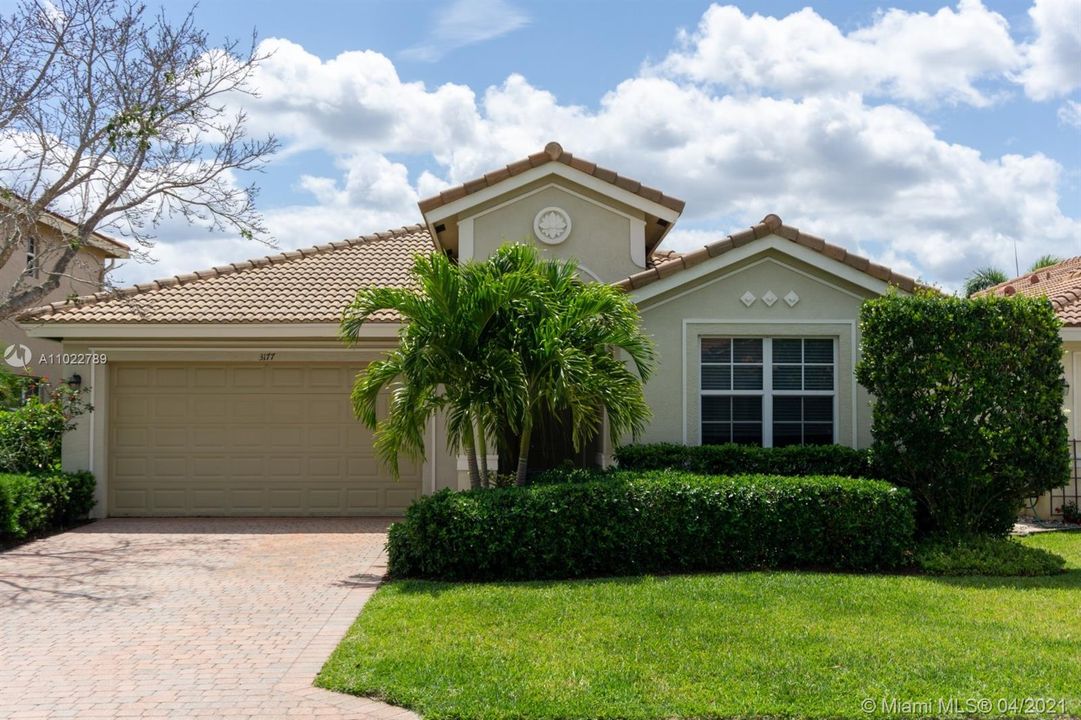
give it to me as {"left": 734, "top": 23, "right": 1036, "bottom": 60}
{"left": 1019, "top": 0, "right": 1081, "bottom": 99}
{"left": 1059, "top": 99, "right": 1081, "bottom": 127}
{"left": 652, "top": 1, "right": 1022, "bottom": 106}
{"left": 109, "top": 3, "right": 1081, "bottom": 291}
{"left": 402, "top": 0, "right": 530, "bottom": 62}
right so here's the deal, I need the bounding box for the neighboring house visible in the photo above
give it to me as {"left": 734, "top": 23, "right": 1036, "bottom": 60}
{"left": 19, "top": 142, "right": 918, "bottom": 518}
{"left": 1, "top": 204, "right": 129, "bottom": 381}
{"left": 977, "top": 259, "right": 1081, "bottom": 518}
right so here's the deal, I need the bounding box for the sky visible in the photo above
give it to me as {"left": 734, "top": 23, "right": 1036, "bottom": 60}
{"left": 23, "top": 0, "right": 1081, "bottom": 290}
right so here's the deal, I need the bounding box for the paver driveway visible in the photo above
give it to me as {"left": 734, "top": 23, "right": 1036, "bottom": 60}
{"left": 0, "top": 518, "right": 419, "bottom": 720}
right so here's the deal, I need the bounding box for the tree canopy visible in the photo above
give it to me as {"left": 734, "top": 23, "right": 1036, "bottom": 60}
{"left": 0, "top": 0, "right": 277, "bottom": 319}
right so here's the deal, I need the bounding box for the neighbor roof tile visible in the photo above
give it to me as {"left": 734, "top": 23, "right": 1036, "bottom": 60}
{"left": 976, "top": 257, "right": 1081, "bottom": 327}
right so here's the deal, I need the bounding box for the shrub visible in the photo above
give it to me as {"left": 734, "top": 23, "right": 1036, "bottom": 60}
{"left": 856, "top": 293, "right": 1070, "bottom": 537}
{"left": 614, "top": 442, "right": 877, "bottom": 478}
{"left": 0, "top": 386, "right": 92, "bottom": 474}
{"left": 0, "top": 471, "right": 95, "bottom": 540}
{"left": 387, "top": 471, "right": 916, "bottom": 580}
{"left": 0, "top": 399, "right": 67, "bottom": 473}
{"left": 916, "top": 535, "right": 1066, "bottom": 576}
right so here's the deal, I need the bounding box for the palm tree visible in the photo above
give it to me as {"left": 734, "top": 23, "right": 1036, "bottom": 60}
{"left": 340, "top": 244, "right": 657, "bottom": 489}
{"left": 1029, "top": 255, "right": 1062, "bottom": 272}
{"left": 479, "top": 245, "right": 656, "bottom": 485}
{"left": 963, "top": 266, "right": 1008, "bottom": 297}
{"left": 341, "top": 252, "right": 524, "bottom": 488}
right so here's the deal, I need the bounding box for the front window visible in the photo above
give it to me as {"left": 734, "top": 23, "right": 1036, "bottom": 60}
{"left": 701, "top": 337, "right": 835, "bottom": 447}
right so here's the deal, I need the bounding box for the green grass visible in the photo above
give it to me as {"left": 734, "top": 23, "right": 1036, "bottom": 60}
{"left": 317, "top": 532, "right": 1081, "bottom": 719}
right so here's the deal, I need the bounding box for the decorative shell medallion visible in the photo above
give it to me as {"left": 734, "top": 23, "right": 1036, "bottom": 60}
{"left": 533, "top": 207, "right": 572, "bottom": 244}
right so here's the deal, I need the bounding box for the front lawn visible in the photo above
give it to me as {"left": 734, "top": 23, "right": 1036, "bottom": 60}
{"left": 317, "top": 532, "right": 1081, "bottom": 719}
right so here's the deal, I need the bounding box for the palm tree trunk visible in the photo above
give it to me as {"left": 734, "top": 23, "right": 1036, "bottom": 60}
{"left": 463, "top": 428, "right": 481, "bottom": 490}
{"left": 515, "top": 416, "right": 532, "bottom": 487}
{"left": 476, "top": 418, "right": 490, "bottom": 488}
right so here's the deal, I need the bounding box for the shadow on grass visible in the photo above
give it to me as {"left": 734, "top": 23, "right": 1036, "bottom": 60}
{"left": 385, "top": 564, "right": 1081, "bottom": 596}
{"left": 920, "top": 567, "right": 1080, "bottom": 590}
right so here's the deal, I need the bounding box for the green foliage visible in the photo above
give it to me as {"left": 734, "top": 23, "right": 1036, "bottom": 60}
{"left": 962, "top": 266, "right": 1008, "bottom": 297}
{"left": 341, "top": 244, "right": 655, "bottom": 487}
{"left": 856, "top": 293, "right": 1070, "bottom": 537}
{"left": 387, "top": 471, "right": 916, "bottom": 580}
{"left": 916, "top": 534, "right": 1066, "bottom": 576}
{"left": 614, "top": 442, "right": 877, "bottom": 477}
{"left": 1029, "top": 254, "right": 1062, "bottom": 272}
{"left": 1060, "top": 501, "right": 1080, "bottom": 524}
{"left": 0, "top": 471, "right": 95, "bottom": 539}
{"left": 0, "top": 386, "right": 92, "bottom": 473}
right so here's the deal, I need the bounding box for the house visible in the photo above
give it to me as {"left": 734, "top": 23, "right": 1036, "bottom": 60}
{"left": 18, "top": 142, "right": 918, "bottom": 518}
{"left": 1, "top": 202, "right": 130, "bottom": 381}
{"left": 978, "top": 259, "right": 1081, "bottom": 518}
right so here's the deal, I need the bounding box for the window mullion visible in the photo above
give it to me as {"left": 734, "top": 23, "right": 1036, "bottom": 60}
{"left": 763, "top": 338, "right": 773, "bottom": 448}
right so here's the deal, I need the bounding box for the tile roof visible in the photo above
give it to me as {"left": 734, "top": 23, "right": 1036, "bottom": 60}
{"left": 616, "top": 214, "right": 919, "bottom": 293}
{"left": 20, "top": 225, "right": 433, "bottom": 324}
{"left": 976, "top": 257, "right": 1081, "bottom": 327}
{"left": 20, "top": 214, "right": 921, "bottom": 327}
{"left": 417, "top": 142, "right": 686, "bottom": 215}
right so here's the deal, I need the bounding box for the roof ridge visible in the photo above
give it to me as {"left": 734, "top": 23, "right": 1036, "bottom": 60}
{"left": 20, "top": 223, "right": 431, "bottom": 320}
{"left": 417, "top": 141, "right": 686, "bottom": 216}
{"left": 613, "top": 214, "right": 919, "bottom": 293}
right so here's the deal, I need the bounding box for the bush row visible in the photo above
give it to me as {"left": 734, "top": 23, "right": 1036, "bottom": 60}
{"left": 387, "top": 471, "right": 915, "bottom": 580}
{"left": 0, "top": 471, "right": 95, "bottom": 540}
{"left": 614, "top": 442, "right": 877, "bottom": 479}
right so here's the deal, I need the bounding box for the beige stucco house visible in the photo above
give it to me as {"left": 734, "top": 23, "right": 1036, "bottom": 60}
{"left": 2, "top": 204, "right": 129, "bottom": 381}
{"left": 978, "top": 259, "right": 1081, "bottom": 519}
{"left": 19, "top": 142, "right": 919, "bottom": 518}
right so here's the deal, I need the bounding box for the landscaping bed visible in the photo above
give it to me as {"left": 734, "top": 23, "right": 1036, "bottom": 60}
{"left": 318, "top": 531, "right": 1081, "bottom": 719}
{"left": 388, "top": 471, "right": 916, "bottom": 580}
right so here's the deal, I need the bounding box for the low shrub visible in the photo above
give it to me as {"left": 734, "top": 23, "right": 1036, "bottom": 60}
{"left": 916, "top": 534, "right": 1067, "bottom": 576}
{"left": 388, "top": 471, "right": 916, "bottom": 580}
{"left": 0, "top": 471, "right": 95, "bottom": 540}
{"left": 614, "top": 442, "right": 877, "bottom": 478}
{"left": 0, "top": 386, "right": 91, "bottom": 474}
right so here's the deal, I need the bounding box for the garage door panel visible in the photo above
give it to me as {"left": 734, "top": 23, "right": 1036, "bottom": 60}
{"left": 109, "top": 362, "right": 421, "bottom": 516}
{"left": 231, "top": 398, "right": 265, "bottom": 420}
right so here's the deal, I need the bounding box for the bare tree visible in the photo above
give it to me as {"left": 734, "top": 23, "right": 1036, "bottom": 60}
{"left": 0, "top": 0, "right": 278, "bottom": 319}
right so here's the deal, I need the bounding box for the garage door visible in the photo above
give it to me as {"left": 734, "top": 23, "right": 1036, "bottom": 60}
{"left": 108, "top": 363, "right": 421, "bottom": 516}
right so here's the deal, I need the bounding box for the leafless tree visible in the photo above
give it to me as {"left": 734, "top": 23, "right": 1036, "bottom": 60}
{"left": 0, "top": 0, "right": 278, "bottom": 319}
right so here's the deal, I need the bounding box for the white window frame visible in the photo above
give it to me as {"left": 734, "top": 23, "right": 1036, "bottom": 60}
{"left": 700, "top": 336, "right": 837, "bottom": 447}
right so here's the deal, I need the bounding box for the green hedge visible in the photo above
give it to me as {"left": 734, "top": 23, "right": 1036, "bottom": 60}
{"left": 387, "top": 471, "right": 915, "bottom": 580}
{"left": 614, "top": 442, "right": 877, "bottom": 478}
{"left": 0, "top": 471, "right": 95, "bottom": 540}
{"left": 857, "top": 293, "right": 1070, "bottom": 536}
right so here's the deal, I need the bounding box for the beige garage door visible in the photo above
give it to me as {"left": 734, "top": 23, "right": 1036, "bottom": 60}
{"left": 109, "top": 363, "right": 421, "bottom": 516}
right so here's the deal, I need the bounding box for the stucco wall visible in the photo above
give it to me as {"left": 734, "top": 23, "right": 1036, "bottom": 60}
{"left": 466, "top": 180, "right": 646, "bottom": 283}
{"left": 2, "top": 227, "right": 109, "bottom": 379}
{"left": 1031, "top": 341, "right": 1080, "bottom": 519}
{"left": 634, "top": 249, "right": 879, "bottom": 449}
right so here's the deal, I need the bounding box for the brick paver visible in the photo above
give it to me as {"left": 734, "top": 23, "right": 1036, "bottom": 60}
{"left": 0, "top": 518, "right": 419, "bottom": 719}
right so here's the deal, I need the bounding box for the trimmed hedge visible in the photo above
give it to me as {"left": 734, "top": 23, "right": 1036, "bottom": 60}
{"left": 0, "top": 471, "right": 95, "bottom": 540}
{"left": 387, "top": 471, "right": 915, "bottom": 580}
{"left": 857, "top": 293, "right": 1070, "bottom": 536}
{"left": 614, "top": 442, "right": 877, "bottom": 479}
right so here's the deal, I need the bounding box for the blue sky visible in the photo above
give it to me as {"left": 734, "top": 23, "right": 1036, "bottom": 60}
{"left": 26, "top": 0, "right": 1081, "bottom": 289}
